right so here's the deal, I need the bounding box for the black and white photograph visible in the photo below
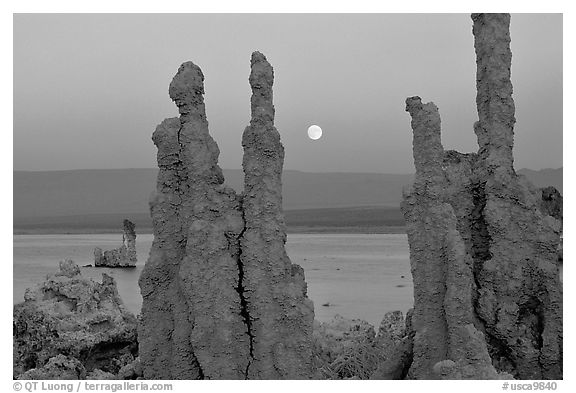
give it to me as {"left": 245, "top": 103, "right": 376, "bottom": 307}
{"left": 7, "top": 1, "right": 568, "bottom": 389}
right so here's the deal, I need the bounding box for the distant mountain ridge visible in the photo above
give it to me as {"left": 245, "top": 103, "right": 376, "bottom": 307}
{"left": 516, "top": 168, "right": 563, "bottom": 192}
{"left": 13, "top": 167, "right": 562, "bottom": 220}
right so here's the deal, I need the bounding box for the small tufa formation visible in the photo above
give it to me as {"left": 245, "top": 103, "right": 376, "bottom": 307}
{"left": 138, "top": 52, "right": 314, "bottom": 379}
{"left": 94, "top": 219, "right": 137, "bottom": 268}
{"left": 401, "top": 14, "right": 562, "bottom": 379}
{"left": 13, "top": 260, "right": 138, "bottom": 379}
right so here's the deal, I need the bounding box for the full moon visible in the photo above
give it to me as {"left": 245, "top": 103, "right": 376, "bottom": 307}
{"left": 307, "top": 125, "right": 322, "bottom": 140}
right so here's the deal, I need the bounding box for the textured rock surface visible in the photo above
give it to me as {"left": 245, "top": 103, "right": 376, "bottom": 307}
{"left": 239, "top": 51, "right": 315, "bottom": 379}
{"left": 94, "top": 219, "right": 137, "bottom": 267}
{"left": 401, "top": 97, "right": 502, "bottom": 380}
{"left": 371, "top": 310, "right": 414, "bottom": 380}
{"left": 539, "top": 187, "right": 563, "bottom": 221}
{"left": 376, "top": 310, "right": 406, "bottom": 346}
{"left": 17, "top": 355, "right": 86, "bottom": 380}
{"left": 86, "top": 369, "right": 117, "bottom": 380}
{"left": 138, "top": 52, "right": 314, "bottom": 379}
{"left": 539, "top": 186, "right": 563, "bottom": 264}
{"left": 118, "top": 357, "right": 143, "bottom": 380}
{"left": 138, "top": 61, "right": 248, "bottom": 380}
{"left": 13, "top": 260, "right": 138, "bottom": 379}
{"left": 401, "top": 14, "right": 562, "bottom": 380}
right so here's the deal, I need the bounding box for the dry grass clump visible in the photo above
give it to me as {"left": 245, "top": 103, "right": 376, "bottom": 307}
{"left": 319, "top": 337, "right": 384, "bottom": 380}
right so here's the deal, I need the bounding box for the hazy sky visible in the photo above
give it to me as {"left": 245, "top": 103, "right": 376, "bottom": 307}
{"left": 13, "top": 13, "right": 562, "bottom": 173}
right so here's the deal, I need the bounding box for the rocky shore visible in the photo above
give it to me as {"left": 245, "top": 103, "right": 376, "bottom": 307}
{"left": 13, "top": 259, "right": 411, "bottom": 380}
{"left": 13, "top": 260, "right": 140, "bottom": 380}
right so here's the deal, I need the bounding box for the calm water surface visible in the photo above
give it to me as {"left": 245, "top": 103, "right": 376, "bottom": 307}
{"left": 13, "top": 234, "right": 413, "bottom": 327}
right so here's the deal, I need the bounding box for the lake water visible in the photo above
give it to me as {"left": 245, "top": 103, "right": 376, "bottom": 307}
{"left": 13, "top": 234, "right": 413, "bottom": 327}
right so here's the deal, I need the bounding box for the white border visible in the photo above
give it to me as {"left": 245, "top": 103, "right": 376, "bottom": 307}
{"left": 3, "top": 1, "right": 574, "bottom": 391}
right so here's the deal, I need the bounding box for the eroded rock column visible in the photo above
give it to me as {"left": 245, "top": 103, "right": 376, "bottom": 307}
{"left": 401, "top": 98, "right": 500, "bottom": 380}
{"left": 401, "top": 14, "right": 562, "bottom": 380}
{"left": 122, "top": 219, "right": 137, "bottom": 264}
{"left": 138, "top": 62, "right": 250, "bottom": 379}
{"left": 139, "top": 53, "right": 314, "bottom": 380}
{"left": 240, "top": 51, "right": 315, "bottom": 379}
{"left": 94, "top": 219, "right": 137, "bottom": 267}
{"left": 472, "top": 13, "right": 516, "bottom": 173}
{"left": 471, "top": 13, "right": 563, "bottom": 380}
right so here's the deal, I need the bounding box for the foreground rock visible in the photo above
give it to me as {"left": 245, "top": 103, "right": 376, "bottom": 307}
{"left": 370, "top": 310, "right": 414, "bottom": 379}
{"left": 401, "top": 14, "right": 562, "bottom": 379}
{"left": 13, "top": 260, "right": 138, "bottom": 379}
{"left": 16, "top": 355, "right": 86, "bottom": 380}
{"left": 138, "top": 52, "right": 314, "bottom": 379}
{"left": 94, "top": 219, "right": 137, "bottom": 267}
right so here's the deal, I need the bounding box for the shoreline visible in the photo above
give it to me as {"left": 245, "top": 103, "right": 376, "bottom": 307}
{"left": 14, "top": 225, "right": 407, "bottom": 236}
